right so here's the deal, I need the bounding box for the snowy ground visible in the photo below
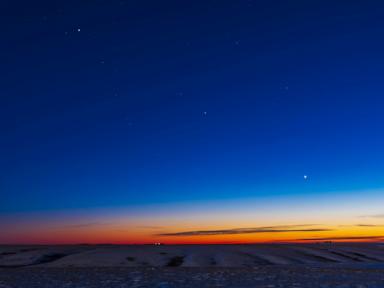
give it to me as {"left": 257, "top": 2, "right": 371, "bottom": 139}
{"left": 1, "top": 243, "right": 384, "bottom": 267}
{"left": 1, "top": 266, "right": 384, "bottom": 288}
{"left": 0, "top": 244, "right": 384, "bottom": 287}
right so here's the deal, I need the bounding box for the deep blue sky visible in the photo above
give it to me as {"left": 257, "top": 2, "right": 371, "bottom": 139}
{"left": 1, "top": 0, "right": 384, "bottom": 213}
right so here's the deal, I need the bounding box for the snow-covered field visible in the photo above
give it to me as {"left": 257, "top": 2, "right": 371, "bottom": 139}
{"left": 1, "top": 244, "right": 384, "bottom": 287}
{"left": 1, "top": 243, "right": 384, "bottom": 267}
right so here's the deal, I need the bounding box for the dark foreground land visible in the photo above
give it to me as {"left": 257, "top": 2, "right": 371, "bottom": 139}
{"left": 1, "top": 266, "right": 384, "bottom": 288}
{"left": 1, "top": 244, "right": 384, "bottom": 287}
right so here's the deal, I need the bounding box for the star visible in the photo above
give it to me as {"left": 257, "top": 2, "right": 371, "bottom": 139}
{"left": 304, "top": 175, "right": 308, "bottom": 180}
{"left": 202, "top": 111, "right": 207, "bottom": 116}
{"left": 77, "top": 28, "right": 81, "bottom": 32}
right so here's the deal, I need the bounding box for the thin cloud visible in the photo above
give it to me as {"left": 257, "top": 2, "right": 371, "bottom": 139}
{"left": 62, "top": 222, "right": 109, "bottom": 229}
{"left": 360, "top": 214, "right": 384, "bottom": 218}
{"left": 136, "top": 225, "right": 164, "bottom": 229}
{"left": 338, "top": 224, "right": 383, "bottom": 228}
{"left": 297, "top": 236, "right": 384, "bottom": 241}
{"left": 372, "top": 214, "right": 384, "bottom": 218}
{"left": 157, "top": 225, "right": 332, "bottom": 237}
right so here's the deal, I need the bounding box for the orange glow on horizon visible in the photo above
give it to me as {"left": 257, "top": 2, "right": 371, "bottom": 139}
{"left": 3, "top": 223, "right": 383, "bottom": 245}
{"left": 2, "top": 194, "right": 384, "bottom": 245}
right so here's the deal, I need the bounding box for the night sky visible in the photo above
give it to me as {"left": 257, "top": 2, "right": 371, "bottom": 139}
{"left": 1, "top": 0, "right": 384, "bottom": 244}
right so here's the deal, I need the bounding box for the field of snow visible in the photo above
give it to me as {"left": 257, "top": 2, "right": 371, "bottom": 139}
{"left": 1, "top": 243, "right": 384, "bottom": 268}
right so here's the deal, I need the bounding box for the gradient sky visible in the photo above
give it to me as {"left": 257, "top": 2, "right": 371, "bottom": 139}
{"left": 1, "top": 0, "right": 384, "bottom": 244}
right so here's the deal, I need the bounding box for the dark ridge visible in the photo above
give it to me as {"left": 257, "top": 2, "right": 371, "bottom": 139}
{"left": 240, "top": 252, "right": 274, "bottom": 265}
{"left": 159, "top": 252, "right": 168, "bottom": 255}
{"left": 0, "top": 253, "right": 70, "bottom": 268}
{"left": 296, "top": 252, "right": 339, "bottom": 263}
{"left": 166, "top": 256, "right": 184, "bottom": 267}
{"left": 19, "top": 249, "right": 37, "bottom": 253}
{"left": 35, "top": 253, "right": 68, "bottom": 265}
{"left": 209, "top": 257, "right": 217, "bottom": 266}
{"left": 0, "top": 252, "right": 17, "bottom": 256}
{"left": 349, "top": 252, "right": 381, "bottom": 262}
{"left": 0, "top": 265, "right": 23, "bottom": 269}
{"left": 282, "top": 256, "right": 305, "bottom": 264}
{"left": 329, "top": 251, "right": 363, "bottom": 262}
{"left": 126, "top": 256, "right": 136, "bottom": 261}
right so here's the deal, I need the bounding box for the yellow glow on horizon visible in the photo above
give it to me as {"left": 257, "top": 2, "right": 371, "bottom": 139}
{"left": 1, "top": 190, "right": 384, "bottom": 244}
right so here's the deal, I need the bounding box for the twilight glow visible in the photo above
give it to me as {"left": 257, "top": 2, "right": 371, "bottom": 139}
{"left": 1, "top": 1, "right": 384, "bottom": 245}
{"left": 2, "top": 190, "right": 384, "bottom": 244}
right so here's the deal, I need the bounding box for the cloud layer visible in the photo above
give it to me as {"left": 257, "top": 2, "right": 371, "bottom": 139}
{"left": 62, "top": 222, "right": 109, "bottom": 229}
{"left": 298, "top": 236, "right": 384, "bottom": 241}
{"left": 158, "top": 225, "right": 332, "bottom": 236}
